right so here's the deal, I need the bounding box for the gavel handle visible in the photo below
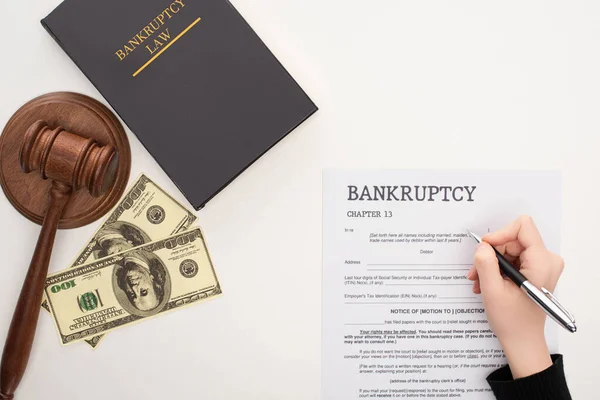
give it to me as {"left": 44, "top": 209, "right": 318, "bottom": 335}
{"left": 0, "top": 182, "right": 72, "bottom": 399}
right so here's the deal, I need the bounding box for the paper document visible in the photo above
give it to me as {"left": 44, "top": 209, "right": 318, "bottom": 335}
{"left": 322, "top": 170, "right": 560, "bottom": 400}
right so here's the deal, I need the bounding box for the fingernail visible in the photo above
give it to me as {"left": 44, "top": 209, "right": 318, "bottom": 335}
{"left": 466, "top": 267, "right": 474, "bottom": 279}
{"left": 476, "top": 242, "right": 487, "bottom": 251}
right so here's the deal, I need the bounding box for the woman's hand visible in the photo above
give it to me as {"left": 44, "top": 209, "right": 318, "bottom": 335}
{"left": 467, "top": 215, "right": 564, "bottom": 378}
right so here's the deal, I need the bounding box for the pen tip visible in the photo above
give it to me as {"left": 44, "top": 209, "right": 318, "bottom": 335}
{"left": 466, "top": 229, "right": 482, "bottom": 243}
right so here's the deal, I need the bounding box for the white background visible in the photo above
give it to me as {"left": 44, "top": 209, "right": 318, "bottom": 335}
{"left": 0, "top": 0, "right": 597, "bottom": 399}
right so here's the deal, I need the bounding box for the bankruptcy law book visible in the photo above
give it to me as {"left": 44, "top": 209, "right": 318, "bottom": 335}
{"left": 42, "top": 0, "right": 317, "bottom": 209}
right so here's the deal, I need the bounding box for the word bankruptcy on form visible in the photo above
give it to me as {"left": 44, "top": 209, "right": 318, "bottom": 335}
{"left": 322, "top": 170, "right": 560, "bottom": 400}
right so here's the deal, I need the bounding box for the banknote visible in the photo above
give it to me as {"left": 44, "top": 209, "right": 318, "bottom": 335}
{"left": 42, "top": 174, "right": 197, "bottom": 348}
{"left": 45, "top": 228, "right": 221, "bottom": 345}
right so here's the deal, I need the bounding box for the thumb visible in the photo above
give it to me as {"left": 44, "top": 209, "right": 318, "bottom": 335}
{"left": 473, "top": 243, "right": 504, "bottom": 294}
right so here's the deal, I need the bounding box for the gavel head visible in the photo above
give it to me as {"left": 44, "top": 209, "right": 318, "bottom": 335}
{"left": 19, "top": 120, "right": 119, "bottom": 197}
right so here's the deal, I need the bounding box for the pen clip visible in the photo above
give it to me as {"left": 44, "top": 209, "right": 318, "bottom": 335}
{"left": 541, "top": 287, "right": 575, "bottom": 323}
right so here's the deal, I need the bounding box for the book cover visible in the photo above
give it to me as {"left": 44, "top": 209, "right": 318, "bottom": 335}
{"left": 42, "top": 0, "right": 317, "bottom": 210}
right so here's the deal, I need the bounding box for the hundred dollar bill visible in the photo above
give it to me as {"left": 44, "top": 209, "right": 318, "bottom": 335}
{"left": 42, "top": 173, "right": 197, "bottom": 348}
{"left": 45, "top": 228, "right": 221, "bottom": 345}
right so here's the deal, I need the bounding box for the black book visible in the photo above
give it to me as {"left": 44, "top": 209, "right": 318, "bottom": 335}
{"left": 42, "top": 0, "right": 317, "bottom": 210}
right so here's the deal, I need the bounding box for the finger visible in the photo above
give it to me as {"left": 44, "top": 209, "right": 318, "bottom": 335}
{"left": 472, "top": 279, "right": 481, "bottom": 294}
{"left": 504, "top": 240, "right": 525, "bottom": 259}
{"left": 483, "top": 215, "right": 544, "bottom": 249}
{"left": 473, "top": 242, "right": 504, "bottom": 294}
{"left": 494, "top": 244, "right": 515, "bottom": 264}
{"left": 467, "top": 265, "right": 477, "bottom": 280}
{"left": 495, "top": 240, "right": 525, "bottom": 266}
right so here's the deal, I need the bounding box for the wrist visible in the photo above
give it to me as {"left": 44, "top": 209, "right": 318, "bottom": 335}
{"left": 501, "top": 335, "right": 552, "bottom": 379}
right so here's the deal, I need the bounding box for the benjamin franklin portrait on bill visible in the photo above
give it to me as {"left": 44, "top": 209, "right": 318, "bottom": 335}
{"left": 113, "top": 250, "right": 171, "bottom": 317}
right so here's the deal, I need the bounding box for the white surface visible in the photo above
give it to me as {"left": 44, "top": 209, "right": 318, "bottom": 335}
{"left": 0, "top": 1, "right": 596, "bottom": 399}
{"left": 322, "top": 170, "right": 560, "bottom": 400}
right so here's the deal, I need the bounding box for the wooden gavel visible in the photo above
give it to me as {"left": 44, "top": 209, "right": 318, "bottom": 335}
{"left": 0, "top": 120, "right": 118, "bottom": 399}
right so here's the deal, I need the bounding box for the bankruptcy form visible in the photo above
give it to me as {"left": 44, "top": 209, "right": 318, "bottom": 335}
{"left": 322, "top": 170, "right": 560, "bottom": 400}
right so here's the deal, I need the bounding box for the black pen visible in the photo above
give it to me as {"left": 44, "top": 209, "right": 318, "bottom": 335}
{"left": 467, "top": 229, "right": 577, "bottom": 333}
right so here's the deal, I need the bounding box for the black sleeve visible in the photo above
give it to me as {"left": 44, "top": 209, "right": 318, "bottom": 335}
{"left": 487, "top": 354, "right": 571, "bottom": 400}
